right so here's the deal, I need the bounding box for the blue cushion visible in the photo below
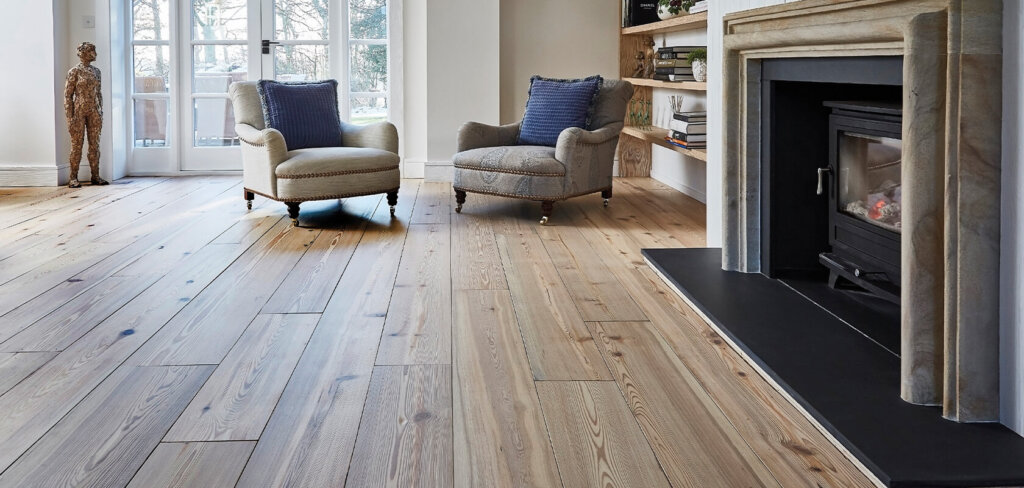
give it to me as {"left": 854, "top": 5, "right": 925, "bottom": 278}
{"left": 257, "top": 80, "right": 342, "bottom": 150}
{"left": 517, "top": 75, "right": 603, "bottom": 147}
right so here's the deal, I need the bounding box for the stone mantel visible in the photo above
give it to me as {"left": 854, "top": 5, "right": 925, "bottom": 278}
{"left": 720, "top": 0, "right": 1002, "bottom": 422}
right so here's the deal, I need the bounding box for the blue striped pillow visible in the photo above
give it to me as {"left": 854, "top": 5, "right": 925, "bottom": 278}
{"left": 257, "top": 80, "right": 342, "bottom": 150}
{"left": 517, "top": 75, "right": 603, "bottom": 147}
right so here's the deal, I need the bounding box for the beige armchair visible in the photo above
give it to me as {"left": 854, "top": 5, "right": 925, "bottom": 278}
{"left": 452, "top": 79, "right": 632, "bottom": 224}
{"left": 228, "top": 81, "right": 401, "bottom": 226}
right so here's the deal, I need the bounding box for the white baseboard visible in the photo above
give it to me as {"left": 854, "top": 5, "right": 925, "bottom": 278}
{"left": 424, "top": 161, "right": 453, "bottom": 182}
{"left": 650, "top": 169, "right": 707, "bottom": 203}
{"left": 0, "top": 164, "right": 70, "bottom": 187}
{"left": 403, "top": 160, "right": 425, "bottom": 179}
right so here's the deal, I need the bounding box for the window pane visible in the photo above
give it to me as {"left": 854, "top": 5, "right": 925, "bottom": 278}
{"left": 192, "top": 0, "right": 247, "bottom": 41}
{"left": 274, "top": 0, "right": 328, "bottom": 41}
{"left": 350, "top": 43, "right": 386, "bottom": 92}
{"left": 350, "top": 97, "right": 386, "bottom": 125}
{"left": 274, "top": 45, "right": 329, "bottom": 81}
{"left": 193, "top": 45, "right": 248, "bottom": 93}
{"left": 194, "top": 98, "right": 239, "bottom": 146}
{"left": 349, "top": 0, "right": 386, "bottom": 39}
{"left": 133, "top": 46, "right": 170, "bottom": 93}
{"left": 133, "top": 0, "right": 170, "bottom": 40}
{"left": 133, "top": 98, "right": 169, "bottom": 147}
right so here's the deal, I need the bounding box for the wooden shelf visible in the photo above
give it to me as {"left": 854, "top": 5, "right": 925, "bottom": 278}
{"left": 622, "top": 11, "right": 708, "bottom": 35}
{"left": 621, "top": 126, "right": 707, "bottom": 162}
{"left": 623, "top": 78, "right": 706, "bottom": 91}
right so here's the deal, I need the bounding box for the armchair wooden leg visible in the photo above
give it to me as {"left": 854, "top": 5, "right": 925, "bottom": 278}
{"left": 601, "top": 188, "right": 612, "bottom": 207}
{"left": 454, "top": 189, "right": 467, "bottom": 213}
{"left": 387, "top": 190, "right": 398, "bottom": 216}
{"left": 244, "top": 189, "right": 254, "bottom": 210}
{"left": 286, "top": 202, "right": 301, "bottom": 227}
{"left": 540, "top": 201, "right": 554, "bottom": 225}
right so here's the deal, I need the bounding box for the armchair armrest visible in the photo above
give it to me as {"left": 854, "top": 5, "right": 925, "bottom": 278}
{"left": 341, "top": 121, "right": 398, "bottom": 154}
{"left": 457, "top": 121, "right": 521, "bottom": 152}
{"left": 554, "top": 122, "right": 624, "bottom": 161}
{"left": 235, "top": 124, "right": 289, "bottom": 166}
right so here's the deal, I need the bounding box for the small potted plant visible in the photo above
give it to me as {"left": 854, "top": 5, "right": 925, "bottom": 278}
{"left": 687, "top": 47, "right": 707, "bottom": 82}
{"left": 658, "top": 0, "right": 696, "bottom": 20}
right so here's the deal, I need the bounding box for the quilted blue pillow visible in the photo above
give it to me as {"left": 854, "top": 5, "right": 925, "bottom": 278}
{"left": 517, "top": 75, "right": 603, "bottom": 147}
{"left": 257, "top": 80, "right": 342, "bottom": 150}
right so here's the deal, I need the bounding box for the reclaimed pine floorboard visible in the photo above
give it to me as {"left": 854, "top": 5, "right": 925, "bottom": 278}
{"left": 0, "top": 177, "right": 876, "bottom": 488}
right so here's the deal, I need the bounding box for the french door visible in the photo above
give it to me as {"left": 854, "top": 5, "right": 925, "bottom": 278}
{"left": 129, "top": 0, "right": 391, "bottom": 173}
{"left": 181, "top": 0, "right": 332, "bottom": 170}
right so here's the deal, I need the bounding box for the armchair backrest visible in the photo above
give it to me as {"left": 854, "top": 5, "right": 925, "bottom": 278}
{"left": 228, "top": 81, "right": 266, "bottom": 130}
{"left": 589, "top": 79, "right": 633, "bottom": 129}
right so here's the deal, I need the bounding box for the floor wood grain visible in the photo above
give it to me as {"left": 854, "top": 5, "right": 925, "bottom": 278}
{"left": 127, "top": 441, "right": 256, "bottom": 488}
{"left": 0, "top": 365, "right": 213, "bottom": 488}
{"left": 347, "top": 365, "right": 453, "bottom": 487}
{"left": 453, "top": 289, "right": 562, "bottom": 487}
{"left": 537, "top": 381, "right": 670, "bottom": 488}
{"left": 164, "top": 313, "right": 319, "bottom": 441}
{"left": 0, "top": 177, "right": 877, "bottom": 487}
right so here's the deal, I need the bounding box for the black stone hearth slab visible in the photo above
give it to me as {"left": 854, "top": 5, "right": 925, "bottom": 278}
{"left": 642, "top": 248, "right": 1024, "bottom": 488}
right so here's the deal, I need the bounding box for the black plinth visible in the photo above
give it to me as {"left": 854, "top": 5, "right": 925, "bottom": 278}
{"left": 642, "top": 248, "right": 1024, "bottom": 488}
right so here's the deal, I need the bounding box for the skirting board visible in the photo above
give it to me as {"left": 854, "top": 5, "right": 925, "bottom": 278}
{"left": 0, "top": 164, "right": 70, "bottom": 187}
{"left": 650, "top": 168, "right": 707, "bottom": 203}
{"left": 424, "top": 161, "right": 453, "bottom": 182}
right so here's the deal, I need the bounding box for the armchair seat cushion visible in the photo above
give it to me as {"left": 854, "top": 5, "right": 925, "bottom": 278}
{"left": 276, "top": 147, "right": 400, "bottom": 179}
{"left": 453, "top": 146, "right": 565, "bottom": 177}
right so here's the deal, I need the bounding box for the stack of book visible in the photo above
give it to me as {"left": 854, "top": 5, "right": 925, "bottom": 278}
{"left": 688, "top": 1, "right": 708, "bottom": 14}
{"left": 654, "top": 46, "right": 704, "bottom": 81}
{"left": 666, "top": 111, "right": 706, "bottom": 149}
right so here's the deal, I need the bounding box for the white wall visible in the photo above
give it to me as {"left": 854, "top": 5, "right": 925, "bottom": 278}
{"left": 1001, "top": 0, "right": 1024, "bottom": 437}
{"left": 423, "top": 0, "right": 500, "bottom": 180}
{"left": 498, "top": 0, "right": 619, "bottom": 124}
{"left": 0, "top": 1, "right": 61, "bottom": 184}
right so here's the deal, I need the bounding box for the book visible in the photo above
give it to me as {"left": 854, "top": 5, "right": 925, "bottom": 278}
{"left": 669, "top": 119, "right": 706, "bottom": 134}
{"left": 670, "top": 131, "right": 707, "bottom": 142}
{"left": 655, "top": 67, "right": 694, "bottom": 75}
{"left": 673, "top": 111, "right": 707, "bottom": 122}
{"left": 666, "top": 138, "right": 707, "bottom": 149}
{"left": 654, "top": 59, "right": 692, "bottom": 68}
{"left": 653, "top": 74, "right": 671, "bottom": 81}
{"left": 661, "top": 45, "right": 705, "bottom": 52}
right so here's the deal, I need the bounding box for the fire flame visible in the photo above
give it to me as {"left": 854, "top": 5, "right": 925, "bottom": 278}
{"left": 869, "top": 200, "right": 886, "bottom": 220}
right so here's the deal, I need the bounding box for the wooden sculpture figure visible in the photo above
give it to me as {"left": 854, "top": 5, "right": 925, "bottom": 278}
{"left": 642, "top": 38, "right": 657, "bottom": 78}
{"left": 64, "top": 42, "right": 108, "bottom": 188}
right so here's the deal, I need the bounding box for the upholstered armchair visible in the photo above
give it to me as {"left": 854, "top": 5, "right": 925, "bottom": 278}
{"left": 228, "top": 81, "right": 400, "bottom": 226}
{"left": 452, "top": 79, "right": 632, "bottom": 224}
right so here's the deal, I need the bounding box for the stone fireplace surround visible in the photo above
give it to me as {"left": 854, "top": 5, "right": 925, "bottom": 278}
{"left": 721, "top": 0, "right": 1003, "bottom": 422}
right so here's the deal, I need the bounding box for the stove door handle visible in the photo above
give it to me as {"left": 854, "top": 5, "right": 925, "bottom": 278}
{"left": 816, "top": 167, "right": 831, "bottom": 195}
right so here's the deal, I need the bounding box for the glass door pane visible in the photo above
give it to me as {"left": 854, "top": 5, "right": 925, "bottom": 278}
{"left": 837, "top": 132, "right": 903, "bottom": 233}
{"left": 267, "top": 0, "right": 330, "bottom": 81}
{"left": 181, "top": 0, "right": 260, "bottom": 171}
{"left": 347, "top": 0, "right": 386, "bottom": 123}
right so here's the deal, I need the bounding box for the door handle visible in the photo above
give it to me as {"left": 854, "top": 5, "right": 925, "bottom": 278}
{"left": 261, "top": 40, "right": 279, "bottom": 54}
{"left": 816, "top": 167, "right": 831, "bottom": 195}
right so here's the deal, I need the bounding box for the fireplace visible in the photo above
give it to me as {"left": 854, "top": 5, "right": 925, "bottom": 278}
{"left": 722, "top": 0, "right": 1003, "bottom": 423}
{"left": 820, "top": 101, "right": 902, "bottom": 303}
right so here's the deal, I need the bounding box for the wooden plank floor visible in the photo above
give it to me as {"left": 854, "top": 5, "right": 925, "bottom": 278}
{"left": 0, "top": 176, "right": 877, "bottom": 488}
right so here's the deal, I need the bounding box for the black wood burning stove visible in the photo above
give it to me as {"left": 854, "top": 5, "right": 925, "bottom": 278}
{"left": 818, "top": 101, "right": 902, "bottom": 303}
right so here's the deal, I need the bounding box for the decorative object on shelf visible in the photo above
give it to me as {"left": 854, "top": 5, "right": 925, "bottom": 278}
{"left": 658, "top": 0, "right": 696, "bottom": 19}
{"left": 64, "top": 42, "right": 108, "bottom": 188}
{"left": 688, "top": 0, "right": 708, "bottom": 14}
{"left": 631, "top": 52, "right": 646, "bottom": 78}
{"left": 654, "top": 46, "right": 701, "bottom": 81}
{"left": 629, "top": 99, "right": 652, "bottom": 129}
{"left": 624, "top": 0, "right": 660, "bottom": 27}
{"left": 687, "top": 47, "right": 707, "bottom": 82}
{"left": 642, "top": 39, "right": 657, "bottom": 79}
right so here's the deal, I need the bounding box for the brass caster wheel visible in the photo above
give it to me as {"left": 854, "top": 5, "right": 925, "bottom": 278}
{"left": 291, "top": 218, "right": 299, "bottom": 227}
{"left": 603, "top": 198, "right": 610, "bottom": 207}
{"left": 246, "top": 200, "right": 253, "bottom": 210}
{"left": 390, "top": 205, "right": 396, "bottom": 216}
{"left": 539, "top": 216, "right": 549, "bottom": 225}
{"left": 455, "top": 204, "right": 463, "bottom": 214}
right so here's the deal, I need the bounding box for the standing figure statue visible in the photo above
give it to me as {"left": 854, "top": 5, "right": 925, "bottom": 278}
{"left": 64, "top": 42, "right": 108, "bottom": 188}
